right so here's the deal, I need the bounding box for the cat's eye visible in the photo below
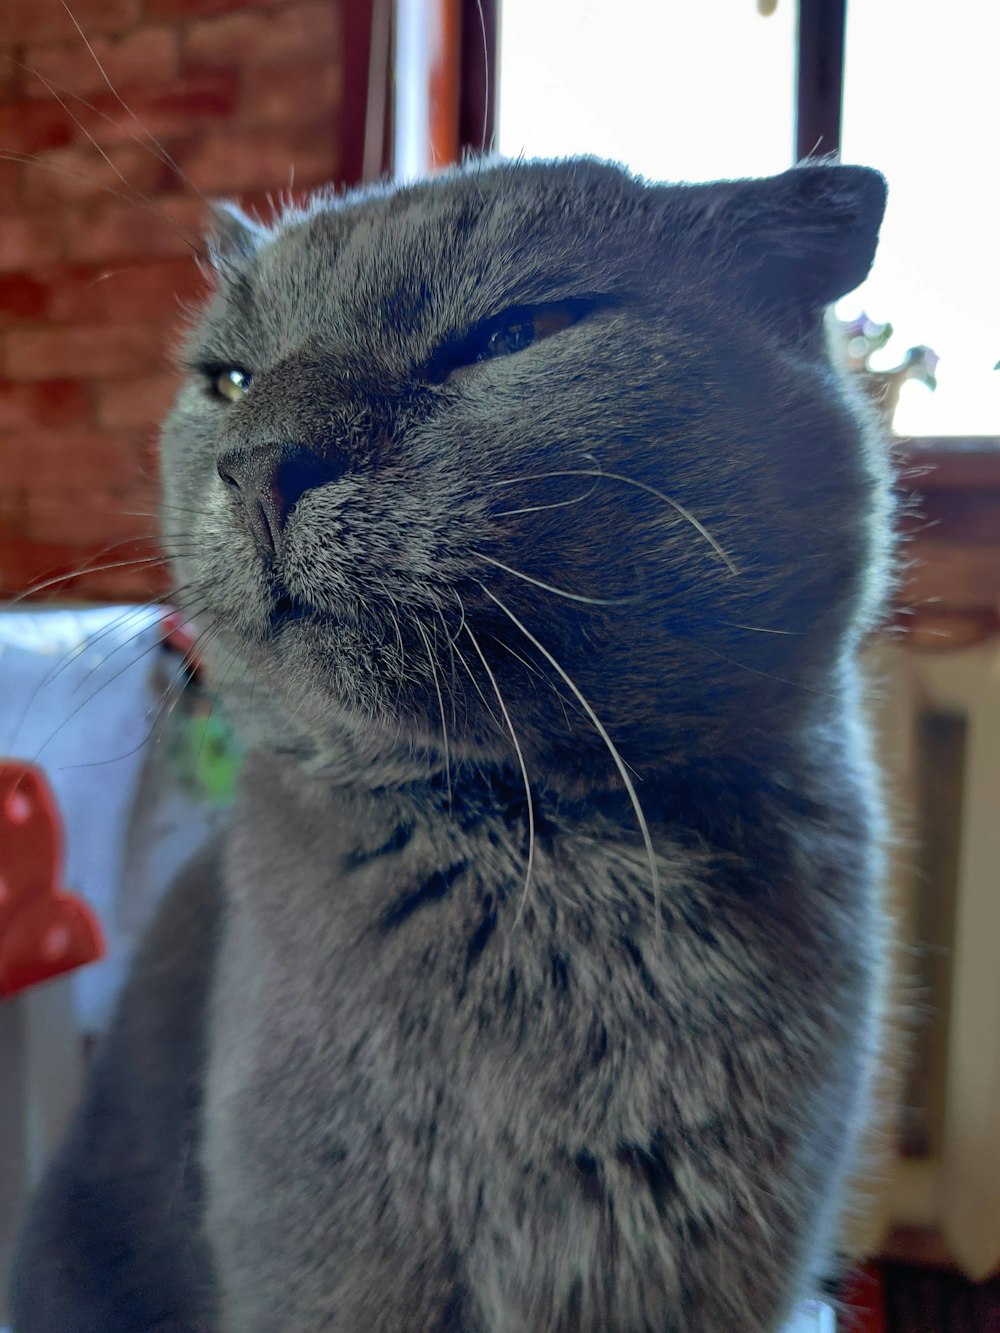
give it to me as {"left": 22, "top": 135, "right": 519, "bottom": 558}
{"left": 209, "top": 367, "right": 253, "bottom": 403}
{"left": 427, "top": 300, "right": 594, "bottom": 382}
{"left": 481, "top": 317, "right": 540, "bottom": 360}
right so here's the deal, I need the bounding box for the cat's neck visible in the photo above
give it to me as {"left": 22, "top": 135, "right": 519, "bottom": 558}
{"left": 232, "top": 735, "right": 850, "bottom": 873}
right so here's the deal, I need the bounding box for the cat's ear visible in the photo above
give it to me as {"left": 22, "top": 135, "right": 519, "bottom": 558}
{"left": 681, "top": 164, "right": 887, "bottom": 316}
{"left": 206, "top": 201, "right": 266, "bottom": 269}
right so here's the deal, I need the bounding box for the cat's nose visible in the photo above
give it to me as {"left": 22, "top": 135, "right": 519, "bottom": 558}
{"left": 216, "top": 442, "right": 345, "bottom": 558}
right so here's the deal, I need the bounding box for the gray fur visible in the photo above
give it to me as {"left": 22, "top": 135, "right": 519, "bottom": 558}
{"left": 11, "top": 157, "right": 891, "bottom": 1331}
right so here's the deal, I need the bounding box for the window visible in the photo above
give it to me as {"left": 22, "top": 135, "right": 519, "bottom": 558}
{"left": 499, "top": 0, "right": 796, "bottom": 183}
{"left": 840, "top": 0, "right": 998, "bottom": 437}
{"left": 498, "top": 0, "right": 997, "bottom": 438}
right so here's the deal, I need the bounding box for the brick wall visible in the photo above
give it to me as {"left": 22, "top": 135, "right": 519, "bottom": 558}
{"left": 0, "top": 0, "right": 349, "bottom": 600}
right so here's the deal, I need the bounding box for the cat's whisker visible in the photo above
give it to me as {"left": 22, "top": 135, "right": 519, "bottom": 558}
{"left": 19, "top": 504, "right": 191, "bottom": 544}
{"left": 247, "top": 653, "right": 262, "bottom": 727}
{"left": 3, "top": 532, "right": 156, "bottom": 582}
{"left": 0, "top": 150, "right": 192, "bottom": 247}
{"left": 450, "top": 592, "right": 468, "bottom": 647}
{"left": 382, "top": 591, "right": 408, "bottom": 679}
{"left": 491, "top": 468, "right": 739, "bottom": 576}
{"left": 449, "top": 631, "right": 503, "bottom": 734}
{"left": 494, "top": 638, "right": 583, "bottom": 733}
{"left": 277, "top": 653, "right": 319, "bottom": 742}
{"left": 473, "top": 0, "right": 491, "bottom": 158}
{"left": 3, "top": 602, "right": 160, "bottom": 758}
{"left": 59, "top": 613, "right": 221, "bottom": 772}
{"left": 157, "top": 500, "right": 207, "bottom": 514}
{"left": 474, "top": 552, "right": 630, "bottom": 607}
{"left": 492, "top": 477, "right": 600, "bottom": 518}
{"left": 362, "top": 583, "right": 415, "bottom": 720}
{"left": 479, "top": 583, "right": 661, "bottom": 943}
{"left": 45, "top": 590, "right": 189, "bottom": 693}
{"left": 67, "top": 603, "right": 180, "bottom": 697}
{"left": 693, "top": 641, "right": 837, "bottom": 699}
{"left": 723, "top": 622, "right": 800, "bottom": 636}
{"left": 7, "top": 55, "right": 251, "bottom": 294}
{"left": 460, "top": 608, "right": 536, "bottom": 933}
{"left": 23, "top": 598, "right": 210, "bottom": 769}
{"left": 56, "top": 0, "right": 219, "bottom": 225}
{"left": 413, "top": 615, "right": 452, "bottom": 811}
{"left": 1, "top": 68, "right": 206, "bottom": 261}
{"left": 115, "top": 509, "right": 189, "bottom": 522}
{"left": 2, "top": 551, "right": 175, "bottom": 610}
{"left": 195, "top": 630, "right": 244, "bottom": 770}
{"left": 435, "top": 608, "right": 462, "bottom": 732}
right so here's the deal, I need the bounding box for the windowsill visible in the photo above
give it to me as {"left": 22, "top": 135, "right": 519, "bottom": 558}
{"left": 897, "top": 436, "right": 1000, "bottom": 490}
{"left": 894, "top": 437, "right": 1000, "bottom": 642}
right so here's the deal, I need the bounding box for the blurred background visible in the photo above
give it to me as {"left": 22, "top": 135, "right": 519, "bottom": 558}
{"left": 1, "top": 2, "right": 998, "bottom": 1329}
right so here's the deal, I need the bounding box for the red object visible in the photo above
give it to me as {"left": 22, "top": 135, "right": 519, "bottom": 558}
{"left": 0, "top": 760, "right": 105, "bottom": 998}
{"left": 839, "top": 1262, "right": 888, "bottom": 1333}
{"left": 160, "top": 608, "right": 205, "bottom": 684}
{"left": 160, "top": 608, "right": 197, "bottom": 658}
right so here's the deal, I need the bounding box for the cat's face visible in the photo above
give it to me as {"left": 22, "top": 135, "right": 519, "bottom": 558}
{"left": 161, "top": 158, "right": 889, "bottom": 789}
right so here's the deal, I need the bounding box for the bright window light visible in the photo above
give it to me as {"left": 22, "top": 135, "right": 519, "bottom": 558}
{"left": 498, "top": 0, "right": 997, "bottom": 437}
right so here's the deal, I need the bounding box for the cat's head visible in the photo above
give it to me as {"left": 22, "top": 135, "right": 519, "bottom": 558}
{"left": 161, "top": 158, "right": 889, "bottom": 790}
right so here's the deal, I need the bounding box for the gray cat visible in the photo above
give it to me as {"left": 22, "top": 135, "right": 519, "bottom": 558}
{"left": 11, "top": 157, "right": 892, "bottom": 1331}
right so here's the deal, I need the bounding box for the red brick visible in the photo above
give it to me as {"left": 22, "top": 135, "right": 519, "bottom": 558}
{"left": 0, "top": 49, "right": 21, "bottom": 101}
{"left": 0, "top": 272, "right": 47, "bottom": 317}
{"left": 0, "top": 486, "right": 27, "bottom": 539}
{"left": 0, "top": 430, "right": 123, "bottom": 486}
{"left": 64, "top": 195, "right": 207, "bottom": 263}
{"left": 0, "top": 538, "right": 75, "bottom": 600}
{"left": 0, "top": 379, "right": 92, "bottom": 431}
{"left": 182, "top": 123, "right": 338, "bottom": 193}
{"left": 3, "top": 0, "right": 141, "bottom": 45}
{"left": 3, "top": 323, "right": 166, "bottom": 380}
{"left": 0, "top": 388, "right": 30, "bottom": 432}
{"left": 40, "top": 380, "right": 92, "bottom": 429}
{"left": 0, "top": 532, "right": 170, "bottom": 601}
{"left": 37, "top": 378, "right": 94, "bottom": 426}
{"left": 184, "top": 3, "right": 340, "bottom": 69}
{"left": 1, "top": 0, "right": 354, "bottom": 603}
{"left": 95, "top": 371, "right": 180, "bottom": 428}
{"left": 146, "top": 0, "right": 278, "bottom": 19}
{"left": 84, "top": 70, "right": 239, "bottom": 146}
{"left": 0, "top": 215, "right": 64, "bottom": 271}
{"left": 20, "top": 141, "right": 172, "bottom": 206}
{"left": 83, "top": 559, "right": 171, "bottom": 599}
{"left": 241, "top": 57, "right": 342, "bottom": 127}
{"left": 0, "top": 388, "right": 36, "bottom": 432}
{"left": 0, "top": 157, "right": 20, "bottom": 209}
{"left": 12, "top": 429, "right": 151, "bottom": 487}
{"left": 0, "top": 538, "right": 41, "bottom": 600}
{"left": 27, "top": 487, "right": 158, "bottom": 545}
{"left": 0, "top": 98, "right": 75, "bottom": 153}
{"left": 23, "top": 27, "right": 180, "bottom": 100}
{"left": 44, "top": 257, "right": 207, "bottom": 323}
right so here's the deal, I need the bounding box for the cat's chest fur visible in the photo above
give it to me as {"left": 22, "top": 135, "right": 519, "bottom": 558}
{"left": 202, "top": 751, "right": 875, "bottom": 1332}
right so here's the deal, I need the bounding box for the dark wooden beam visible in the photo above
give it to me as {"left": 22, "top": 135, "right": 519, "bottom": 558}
{"left": 900, "top": 438, "right": 1000, "bottom": 490}
{"left": 459, "top": 0, "right": 500, "bottom": 157}
{"left": 339, "top": 0, "right": 377, "bottom": 186}
{"left": 795, "top": 0, "right": 847, "bottom": 160}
